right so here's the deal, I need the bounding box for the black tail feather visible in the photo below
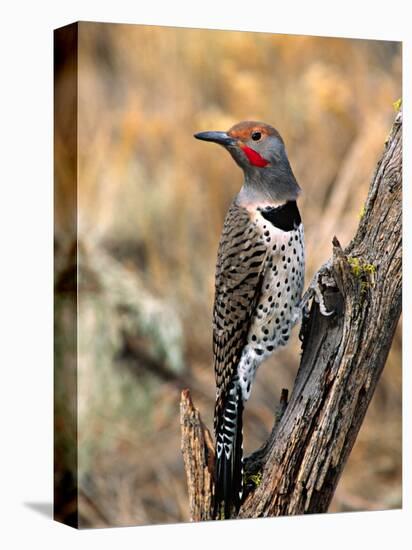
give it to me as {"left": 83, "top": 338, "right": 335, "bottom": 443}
{"left": 213, "top": 385, "right": 244, "bottom": 519}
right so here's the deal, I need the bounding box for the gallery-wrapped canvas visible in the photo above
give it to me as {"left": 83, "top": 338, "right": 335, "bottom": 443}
{"left": 54, "top": 21, "right": 402, "bottom": 528}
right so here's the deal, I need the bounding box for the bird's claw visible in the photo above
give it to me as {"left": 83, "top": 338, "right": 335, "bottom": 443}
{"left": 300, "top": 266, "right": 335, "bottom": 318}
{"left": 313, "top": 277, "right": 335, "bottom": 316}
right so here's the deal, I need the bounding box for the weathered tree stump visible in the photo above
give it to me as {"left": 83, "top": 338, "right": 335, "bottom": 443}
{"left": 180, "top": 390, "right": 215, "bottom": 521}
{"left": 180, "top": 107, "right": 402, "bottom": 520}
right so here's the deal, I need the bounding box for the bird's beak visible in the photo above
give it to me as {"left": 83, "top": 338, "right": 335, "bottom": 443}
{"left": 194, "top": 131, "right": 235, "bottom": 147}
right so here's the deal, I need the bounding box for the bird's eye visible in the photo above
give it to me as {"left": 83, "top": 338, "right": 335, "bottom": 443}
{"left": 251, "top": 131, "right": 262, "bottom": 141}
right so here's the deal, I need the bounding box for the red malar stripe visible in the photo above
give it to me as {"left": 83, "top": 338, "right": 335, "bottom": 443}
{"left": 241, "top": 145, "right": 269, "bottom": 167}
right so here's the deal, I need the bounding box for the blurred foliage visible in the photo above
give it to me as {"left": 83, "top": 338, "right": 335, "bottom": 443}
{"left": 54, "top": 22, "right": 402, "bottom": 526}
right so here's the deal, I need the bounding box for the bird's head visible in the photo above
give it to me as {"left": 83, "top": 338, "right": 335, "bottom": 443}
{"left": 194, "top": 121, "right": 286, "bottom": 170}
{"left": 194, "top": 120, "right": 300, "bottom": 202}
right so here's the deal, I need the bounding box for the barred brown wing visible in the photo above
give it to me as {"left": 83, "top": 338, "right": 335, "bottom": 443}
{"left": 212, "top": 201, "right": 267, "bottom": 427}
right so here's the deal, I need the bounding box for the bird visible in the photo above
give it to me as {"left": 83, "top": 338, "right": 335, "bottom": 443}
{"left": 194, "top": 121, "right": 305, "bottom": 519}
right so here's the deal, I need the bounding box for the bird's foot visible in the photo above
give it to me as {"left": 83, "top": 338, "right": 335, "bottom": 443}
{"left": 300, "top": 260, "right": 335, "bottom": 317}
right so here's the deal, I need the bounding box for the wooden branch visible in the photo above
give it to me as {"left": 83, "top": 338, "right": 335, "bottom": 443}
{"left": 180, "top": 108, "right": 402, "bottom": 520}
{"left": 180, "top": 389, "right": 215, "bottom": 521}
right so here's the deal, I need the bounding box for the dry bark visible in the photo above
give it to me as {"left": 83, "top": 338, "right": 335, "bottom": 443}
{"left": 180, "top": 389, "right": 215, "bottom": 521}
{"left": 180, "top": 108, "right": 402, "bottom": 520}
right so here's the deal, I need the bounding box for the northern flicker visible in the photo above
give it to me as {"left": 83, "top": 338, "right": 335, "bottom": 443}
{"left": 194, "top": 121, "right": 305, "bottom": 519}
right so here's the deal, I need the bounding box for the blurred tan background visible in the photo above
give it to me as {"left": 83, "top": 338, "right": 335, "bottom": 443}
{"left": 54, "top": 22, "right": 402, "bottom": 527}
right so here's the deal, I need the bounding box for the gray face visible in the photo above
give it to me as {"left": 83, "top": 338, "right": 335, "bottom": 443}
{"left": 227, "top": 132, "right": 286, "bottom": 171}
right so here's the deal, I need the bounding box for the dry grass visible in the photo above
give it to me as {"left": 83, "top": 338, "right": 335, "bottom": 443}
{"left": 54, "top": 22, "right": 402, "bottom": 526}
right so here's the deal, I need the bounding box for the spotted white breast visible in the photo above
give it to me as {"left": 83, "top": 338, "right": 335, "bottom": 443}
{"left": 237, "top": 206, "right": 305, "bottom": 401}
